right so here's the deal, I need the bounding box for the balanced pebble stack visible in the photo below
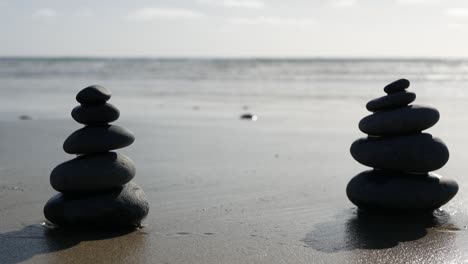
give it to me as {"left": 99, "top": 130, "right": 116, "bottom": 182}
{"left": 347, "top": 79, "right": 458, "bottom": 210}
{"left": 44, "top": 85, "right": 149, "bottom": 228}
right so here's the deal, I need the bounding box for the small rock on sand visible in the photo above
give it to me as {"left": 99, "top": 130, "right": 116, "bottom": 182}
{"left": 19, "top": 115, "right": 32, "bottom": 120}
{"left": 240, "top": 113, "right": 258, "bottom": 121}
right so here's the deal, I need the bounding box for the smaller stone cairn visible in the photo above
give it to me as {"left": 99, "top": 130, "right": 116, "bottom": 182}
{"left": 347, "top": 79, "right": 458, "bottom": 211}
{"left": 44, "top": 85, "right": 149, "bottom": 228}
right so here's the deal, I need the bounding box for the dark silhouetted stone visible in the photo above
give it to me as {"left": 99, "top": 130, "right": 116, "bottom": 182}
{"left": 359, "top": 105, "right": 439, "bottom": 135}
{"left": 19, "top": 115, "right": 32, "bottom": 120}
{"left": 71, "top": 103, "right": 120, "bottom": 125}
{"left": 366, "top": 91, "right": 416, "bottom": 112}
{"left": 384, "top": 79, "right": 410, "bottom": 94}
{"left": 240, "top": 113, "right": 258, "bottom": 121}
{"left": 346, "top": 170, "right": 458, "bottom": 210}
{"left": 76, "top": 85, "right": 111, "bottom": 105}
{"left": 348, "top": 79, "right": 458, "bottom": 211}
{"left": 350, "top": 133, "right": 449, "bottom": 172}
{"left": 44, "top": 182, "right": 149, "bottom": 228}
{"left": 63, "top": 125, "right": 135, "bottom": 154}
{"left": 50, "top": 152, "right": 135, "bottom": 192}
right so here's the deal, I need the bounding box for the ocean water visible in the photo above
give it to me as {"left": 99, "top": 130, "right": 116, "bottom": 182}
{"left": 0, "top": 58, "right": 467, "bottom": 118}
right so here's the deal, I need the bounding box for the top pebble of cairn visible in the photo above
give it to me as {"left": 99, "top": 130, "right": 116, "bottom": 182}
{"left": 383, "top": 78, "right": 410, "bottom": 94}
{"left": 76, "top": 85, "right": 112, "bottom": 105}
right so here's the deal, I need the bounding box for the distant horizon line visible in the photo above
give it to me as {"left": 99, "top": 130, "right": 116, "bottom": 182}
{"left": 1, "top": 55, "right": 468, "bottom": 61}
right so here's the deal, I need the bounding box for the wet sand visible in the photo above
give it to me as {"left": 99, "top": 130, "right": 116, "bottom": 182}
{"left": 1, "top": 97, "right": 468, "bottom": 264}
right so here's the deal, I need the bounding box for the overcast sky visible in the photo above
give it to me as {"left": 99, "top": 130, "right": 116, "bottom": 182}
{"left": 1, "top": 0, "right": 468, "bottom": 57}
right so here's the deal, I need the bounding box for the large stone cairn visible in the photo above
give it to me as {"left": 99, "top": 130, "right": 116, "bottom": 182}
{"left": 44, "top": 85, "right": 149, "bottom": 228}
{"left": 347, "top": 79, "right": 458, "bottom": 210}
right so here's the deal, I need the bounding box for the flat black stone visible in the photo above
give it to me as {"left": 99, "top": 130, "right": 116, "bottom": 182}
{"left": 384, "top": 79, "right": 410, "bottom": 94}
{"left": 50, "top": 152, "right": 135, "bottom": 192}
{"left": 359, "top": 105, "right": 439, "bottom": 135}
{"left": 240, "top": 113, "right": 258, "bottom": 121}
{"left": 44, "top": 182, "right": 149, "bottom": 228}
{"left": 366, "top": 91, "right": 416, "bottom": 112}
{"left": 350, "top": 133, "right": 449, "bottom": 172}
{"left": 346, "top": 170, "right": 458, "bottom": 210}
{"left": 71, "top": 103, "right": 120, "bottom": 125}
{"left": 76, "top": 85, "right": 111, "bottom": 105}
{"left": 63, "top": 125, "right": 135, "bottom": 154}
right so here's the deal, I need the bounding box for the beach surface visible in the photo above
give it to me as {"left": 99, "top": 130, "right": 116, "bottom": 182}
{"left": 1, "top": 58, "right": 468, "bottom": 263}
{"left": 1, "top": 97, "right": 468, "bottom": 264}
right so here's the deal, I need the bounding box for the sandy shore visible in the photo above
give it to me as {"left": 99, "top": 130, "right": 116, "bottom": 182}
{"left": 1, "top": 96, "right": 468, "bottom": 264}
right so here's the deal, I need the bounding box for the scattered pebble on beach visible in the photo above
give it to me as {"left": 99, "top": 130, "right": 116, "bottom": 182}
{"left": 18, "top": 115, "right": 32, "bottom": 120}
{"left": 240, "top": 113, "right": 258, "bottom": 121}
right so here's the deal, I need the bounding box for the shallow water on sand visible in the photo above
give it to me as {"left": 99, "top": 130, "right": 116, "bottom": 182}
{"left": 1, "top": 57, "right": 468, "bottom": 119}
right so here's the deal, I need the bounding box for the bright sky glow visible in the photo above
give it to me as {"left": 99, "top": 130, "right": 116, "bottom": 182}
{"left": 1, "top": 0, "right": 468, "bottom": 57}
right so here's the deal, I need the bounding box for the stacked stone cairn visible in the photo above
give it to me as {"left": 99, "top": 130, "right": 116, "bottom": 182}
{"left": 347, "top": 79, "right": 458, "bottom": 211}
{"left": 44, "top": 85, "right": 149, "bottom": 228}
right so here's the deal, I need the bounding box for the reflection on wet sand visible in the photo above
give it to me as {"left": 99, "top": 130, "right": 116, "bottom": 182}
{"left": 304, "top": 209, "right": 463, "bottom": 263}
{"left": 0, "top": 224, "right": 148, "bottom": 264}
